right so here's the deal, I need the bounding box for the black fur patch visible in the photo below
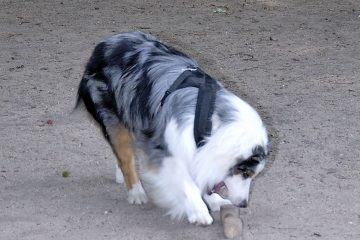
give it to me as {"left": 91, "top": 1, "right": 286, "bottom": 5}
{"left": 252, "top": 145, "right": 266, "bottom": 160}
{"left": 124, "top": 52, "right": 141, "bottom": 72}
{"left": 85, "top": 42, "right": 107, "bottom": 80}
{"left": 107, "top": 40, "right": 135, "bottom": 69}
{"left": 229, "top": 145, "right": 267, "bottom": 177}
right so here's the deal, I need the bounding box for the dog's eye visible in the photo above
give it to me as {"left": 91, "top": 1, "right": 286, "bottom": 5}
{"left": 233, "top": 166, "right": 252, "bottom": 179}
{"left": 233, "top": 166, "right": 245, "bottom": 175}
{"left": 243, "top": 169, "right": 255, "bottom": 179}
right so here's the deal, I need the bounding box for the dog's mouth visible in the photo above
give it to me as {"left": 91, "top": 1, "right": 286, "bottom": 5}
{"left": 211, "top": 181, "right": 226, "bottom": 194}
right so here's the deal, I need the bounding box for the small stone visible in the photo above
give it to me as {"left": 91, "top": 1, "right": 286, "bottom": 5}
{"left": 62, "top": 171, "right": 70, "bottom": 178}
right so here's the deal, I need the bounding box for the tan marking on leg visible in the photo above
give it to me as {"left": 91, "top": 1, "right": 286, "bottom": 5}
{"left": 108, "top": 123, "right": 139, "bottom": 190}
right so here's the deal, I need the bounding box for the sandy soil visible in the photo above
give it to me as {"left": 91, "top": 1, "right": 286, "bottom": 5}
{"left": 1, "top": 0, "right": 360, "bottom": 239}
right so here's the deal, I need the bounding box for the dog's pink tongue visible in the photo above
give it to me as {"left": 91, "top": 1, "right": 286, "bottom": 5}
{"left": 212, "top": 181, "right": 225, "bottom": 193}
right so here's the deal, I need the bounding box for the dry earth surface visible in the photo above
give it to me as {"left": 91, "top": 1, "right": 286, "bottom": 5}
{"left": 1, "top": 0, "right": 360, "bottom": 239}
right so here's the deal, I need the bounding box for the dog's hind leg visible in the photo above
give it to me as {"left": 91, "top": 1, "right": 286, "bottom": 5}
{"left": 115, "top": 164, "right": 124, "bottom": 183}
{"left": 108, "top": 123, "right": 148, "bottom": 204}
{"left": 78, "top": 71, "right": 147, "bottom": 204}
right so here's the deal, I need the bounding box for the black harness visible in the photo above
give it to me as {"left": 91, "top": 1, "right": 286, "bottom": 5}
{"left": 161, "top": 67, "right": 220, "bottom": 147}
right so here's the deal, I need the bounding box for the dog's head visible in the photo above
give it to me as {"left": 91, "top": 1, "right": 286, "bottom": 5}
{"left": 208, "top": 144, "right": 267, "bottom": 208}
{"left": 223, "top": 145, "right": 267, "bottom": 207}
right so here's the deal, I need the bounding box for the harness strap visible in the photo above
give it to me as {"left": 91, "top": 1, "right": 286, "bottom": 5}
{"left": 161, "top": 68, "right": 220, "bottom": 147}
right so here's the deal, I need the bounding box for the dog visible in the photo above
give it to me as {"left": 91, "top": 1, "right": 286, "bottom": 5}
{"left": 76, "top": 31, "right": 268, "bottom": 225}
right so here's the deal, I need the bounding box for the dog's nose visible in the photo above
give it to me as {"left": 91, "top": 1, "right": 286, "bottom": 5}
{"left": 238, "top": 200, "right": 248, "bottom": 208}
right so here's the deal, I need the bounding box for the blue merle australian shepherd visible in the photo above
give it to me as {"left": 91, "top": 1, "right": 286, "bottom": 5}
{"left": 77, "top": 31, "right": 268, "bottom": 225}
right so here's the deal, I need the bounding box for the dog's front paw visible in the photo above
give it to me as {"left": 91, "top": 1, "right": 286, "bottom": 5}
{"left": 186, "top": 200, "right": 213, "bottom": 225}
{"left": 203, "top": 193, "right": 232, "bottom": 212}
{"left": 187, "top": 210, "right": 213, "bottom": 226}
{"left": 127, "top": 182, "right": 148, "bottom": 204}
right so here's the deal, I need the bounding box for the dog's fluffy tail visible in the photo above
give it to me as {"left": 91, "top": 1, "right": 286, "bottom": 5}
{"left": 73, "top": 90, "right": 83, "bottom": 110}
{"left": 71, "top": 80, "right": 85, "bottom": 115}
{"left": 71, "top": 75, "right": 86, "bottom": 114}
{"left": 73, "top": 40, "right": 107, "bottom": 113}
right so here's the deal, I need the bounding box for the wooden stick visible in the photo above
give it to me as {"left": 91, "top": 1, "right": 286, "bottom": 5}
{"left": 220, "top": 205, "right": 243, "bottom": 239}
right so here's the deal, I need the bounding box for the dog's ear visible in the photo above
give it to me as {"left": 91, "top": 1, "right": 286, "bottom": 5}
{"left": 251, "top": 145, "right": 266, "bottom": 162}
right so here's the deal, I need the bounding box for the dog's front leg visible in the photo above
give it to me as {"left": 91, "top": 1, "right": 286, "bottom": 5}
{"left": 183, "top": 182, "right": 214, "bottom": 225}
{"left": 203, "top": 193, "right": 232, "bottom": 212}
{"left": 145, "top": 159, "right": 213, "bottom": 225}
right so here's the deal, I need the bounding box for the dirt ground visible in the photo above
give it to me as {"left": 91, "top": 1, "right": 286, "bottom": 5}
{"left": 1, "top": 0, "right": 360, "bottom": 239}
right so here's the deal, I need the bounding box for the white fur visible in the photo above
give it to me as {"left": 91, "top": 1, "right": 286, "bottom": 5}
{"left": 143, "top": 119, "right": 213, "bottom": 224}
{"left": 115, "top": 165, "right": 124, "bottom": 184}
{"left": 143, "top": 156, "right": 213, "bottom": 224}
{"left": 255, "top": 160, "right": 266, "bottom": 176}
{"left": 224, "top": 177, "right": 252, "bottom": 206}
{"left": 127, "top": 182, "right": 148, "bottom": 204}
{"left": 203, "top": 193, "right": 232, "bottom": 212}
{"left": 191, "top": 95, "right": 268, "bottom": 193}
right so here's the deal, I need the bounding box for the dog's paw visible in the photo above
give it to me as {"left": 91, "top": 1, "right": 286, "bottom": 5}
{"left": 187, "top": 210, "right": 213, "bottom": 226}
{"left": 127, "top": 182, "right": 148, "bottom": 204}
{"left": 203, "top": 193, "right": 232, "bottom": 212}
{"left": 186, "top": 199, "right": 213, "bottom": 225}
